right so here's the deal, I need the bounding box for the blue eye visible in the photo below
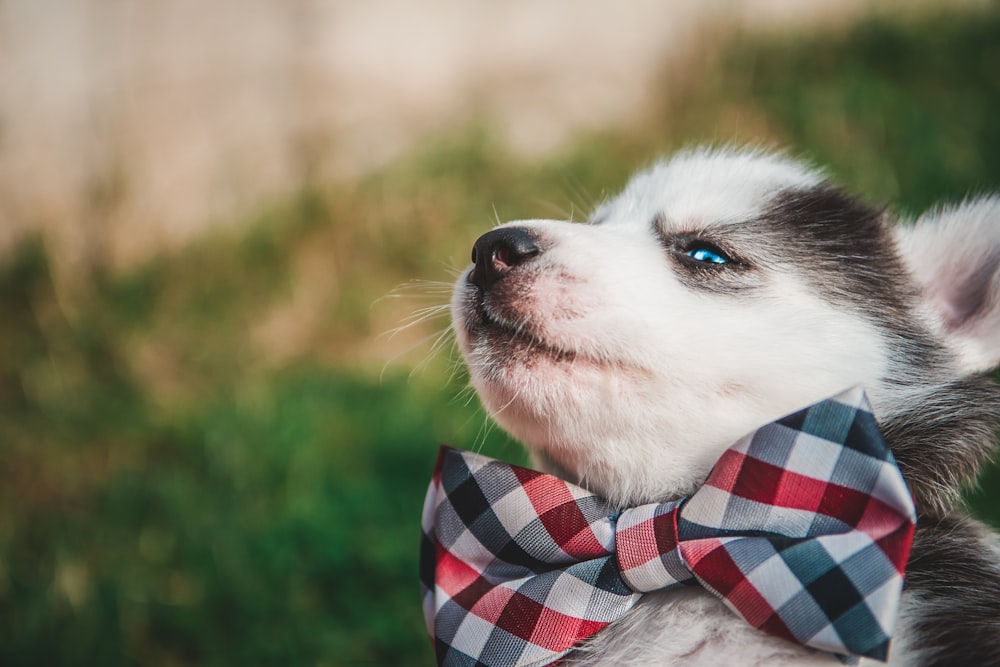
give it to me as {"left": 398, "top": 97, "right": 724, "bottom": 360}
{"left": 686, "top": 246, "right": 729, "bottom": 264}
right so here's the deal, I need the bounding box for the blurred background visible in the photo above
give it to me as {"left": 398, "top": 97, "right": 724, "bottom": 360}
{"left": 1, "top": 0, "right": 998, "bottom": 664}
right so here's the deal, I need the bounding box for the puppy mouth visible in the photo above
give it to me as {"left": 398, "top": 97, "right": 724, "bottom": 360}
{"left": 470, "top": 302, "right": 579, "bottom": 363}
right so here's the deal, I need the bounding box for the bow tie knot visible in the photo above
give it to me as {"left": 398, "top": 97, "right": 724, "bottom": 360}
{"left": 421, "top": 387, "right": 916, "bottom": 667}
{"left": 615, "top": 502, "right": 693, "bottom": 592}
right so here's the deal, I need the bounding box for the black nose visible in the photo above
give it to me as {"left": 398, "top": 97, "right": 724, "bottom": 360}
{"left": 469, "top": 227, "right": 540, "bottom": 291}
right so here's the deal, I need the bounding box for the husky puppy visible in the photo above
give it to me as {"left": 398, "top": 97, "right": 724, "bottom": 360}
{"left": 449, "top": 147, "right": 1000, "bottom": 666}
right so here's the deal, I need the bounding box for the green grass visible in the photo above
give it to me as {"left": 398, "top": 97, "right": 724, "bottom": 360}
{"left": 0, "top": 365, "right": 520, "bottom": 666}
{"left": 1, "top": 6, "right": 999, "bottom": 665}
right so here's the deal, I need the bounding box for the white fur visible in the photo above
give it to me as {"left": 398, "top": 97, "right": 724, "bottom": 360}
{"left": 450, "top": 147, "right": 1000, "bottom": 665}
{"left": 454, "top": 148, "right": 893, "bottom": 506}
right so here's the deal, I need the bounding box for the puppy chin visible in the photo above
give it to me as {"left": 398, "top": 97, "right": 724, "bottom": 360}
{"left": 466, "top": 346, "right": 620, "bottom": 444}
{"left": 466, "top": 359, "right": 723, "bottom": 505}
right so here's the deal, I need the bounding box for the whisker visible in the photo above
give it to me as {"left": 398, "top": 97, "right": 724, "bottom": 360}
{"left": 408, "top": 327, "right": 457, "bottom": 379}
{"left": 376, "top": 279, "right": 455, "bottom": 304}
{"left": 377, "top": 278, "right": 456, "bottom": 377}
{"left": 562, "top": 175, "right": 600, "bottom": 218}
{"left": 380, "top": 326, "right": 452, "bottom": 383}
{"left": 534, "top": 197, "right": 576, "bottom": 222}
{"left": 378, "top": 304, "right": 451, "bottom": 342}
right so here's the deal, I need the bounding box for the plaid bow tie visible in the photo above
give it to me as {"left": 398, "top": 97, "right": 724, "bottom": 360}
{"left": 420, "top": 387, "right": 917, "bottom": 666}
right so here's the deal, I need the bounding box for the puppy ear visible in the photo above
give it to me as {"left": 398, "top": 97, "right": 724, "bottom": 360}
{"left": 895, "top": 197, "right": 1000, "bottom": 374}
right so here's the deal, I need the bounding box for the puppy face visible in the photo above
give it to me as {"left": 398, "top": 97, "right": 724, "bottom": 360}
{"left": 451, "top": 148, "right": 951, "bottom": 506}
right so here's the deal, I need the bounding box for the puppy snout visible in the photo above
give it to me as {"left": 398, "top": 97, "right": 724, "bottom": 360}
{"left": 469, "top": 227, "right": 540, "bottom": 291}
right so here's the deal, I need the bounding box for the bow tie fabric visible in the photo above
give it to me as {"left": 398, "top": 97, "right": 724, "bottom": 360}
{"left": 420, "top": 387, "right": 916, "bottom": 667}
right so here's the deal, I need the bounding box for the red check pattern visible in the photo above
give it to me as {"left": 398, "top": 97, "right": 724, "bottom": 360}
{"left": 421, "top": 387, "right": 917, "bottom": 667}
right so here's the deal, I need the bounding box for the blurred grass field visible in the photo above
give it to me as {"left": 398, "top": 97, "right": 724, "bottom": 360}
{"left": 2, "top": 8, "right": 1000, "bottom": 666}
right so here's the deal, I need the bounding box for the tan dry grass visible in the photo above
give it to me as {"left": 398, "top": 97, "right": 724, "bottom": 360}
{"left": 0, "top": 0, "right": 970, "bottom": 273}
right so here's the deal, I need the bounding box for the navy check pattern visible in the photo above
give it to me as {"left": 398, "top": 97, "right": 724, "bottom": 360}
{"left": 421, "top": 387, "right": 916, "bottom": 666}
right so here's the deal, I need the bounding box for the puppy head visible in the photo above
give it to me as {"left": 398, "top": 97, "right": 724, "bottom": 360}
{"left": 451, "top": 147, "right": 999, "bottom": 507}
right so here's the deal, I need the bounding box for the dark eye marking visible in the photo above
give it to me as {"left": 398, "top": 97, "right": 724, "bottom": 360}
{"left": 661, "top": 231, "right": 745, "bottom": 271}
{"left": 652, "top": 215, "right": 757, "bottom": 293}
{"left": 651, "top": 213, "right": 753, "bottom": 280}
{"left": 684, "top": 242, "right": 731, "bottom": 265}
{"left": 671, "top": 237, "right": 745, "bottom": 273}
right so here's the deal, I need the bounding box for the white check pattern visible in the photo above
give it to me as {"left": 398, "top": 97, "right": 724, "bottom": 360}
{"left": 420, "top": 387, "right": 917, "bottom": 667}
